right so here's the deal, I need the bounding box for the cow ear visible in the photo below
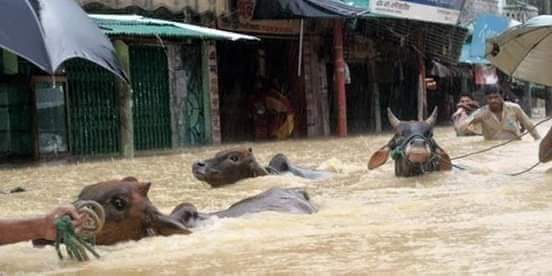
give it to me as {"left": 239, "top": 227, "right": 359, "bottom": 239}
{"left": 435, "top": 146, "right": 452, "bottom": 171}
{"left": 368, "top": 146, "right": 390, "bottom": 170}
{"left": 137, "top": 182, "right": 151, "bottom": 196}
{"left": 153, "top": 213, "right": 192, "bottom": 236}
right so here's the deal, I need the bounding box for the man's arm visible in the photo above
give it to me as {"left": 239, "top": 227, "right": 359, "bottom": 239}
{"left": 457, "top": 108, "right": 484, "bottom": 133}
{"left": 0, "top": 206, "right": 81, "bottom": 246}
{"left": 515, "top": 105, "right": 541, "bottom": 140}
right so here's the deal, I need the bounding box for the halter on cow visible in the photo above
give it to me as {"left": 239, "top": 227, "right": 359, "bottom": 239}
{"left": 368, "top": 107, "right": 452, "bottom": 177}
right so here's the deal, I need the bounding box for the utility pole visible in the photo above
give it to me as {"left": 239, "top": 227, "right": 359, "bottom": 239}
{"left": 334, "top": 19, "right": 347, "bottom": 137}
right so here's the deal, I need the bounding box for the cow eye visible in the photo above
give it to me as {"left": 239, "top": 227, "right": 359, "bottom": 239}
{"left": 229, "top": 155, "right": 239, "bottom": 162}
{"left": 111, "top": 197, "right": 127, "bottom": 211}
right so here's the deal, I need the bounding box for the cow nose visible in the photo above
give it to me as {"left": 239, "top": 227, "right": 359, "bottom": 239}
{"left": 194, "top": 161, "right": 205, "bottom": 167}
{"left": 409, "top": 139, "right": 426, "bottom": 148}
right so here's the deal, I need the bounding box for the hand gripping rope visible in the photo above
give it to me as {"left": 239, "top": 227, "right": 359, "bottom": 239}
{"left": 54, "top": 200, "right": 105, "bottom": 262}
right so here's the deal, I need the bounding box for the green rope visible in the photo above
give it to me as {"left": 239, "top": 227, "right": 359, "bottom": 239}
{"left": 54, "top": 202, "right": 104, "bottom": 262}
{"left": 55, "top": 215, "right": 100, "bottom": 262}
{"left": 391, "top": 146, "right": 405, "bottom": 160}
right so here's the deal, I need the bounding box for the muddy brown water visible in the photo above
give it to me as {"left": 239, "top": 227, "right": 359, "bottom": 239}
{"left": 1, "top": 122, "right": 552, "bottom": 274}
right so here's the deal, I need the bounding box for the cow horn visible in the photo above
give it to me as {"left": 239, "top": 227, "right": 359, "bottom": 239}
{"left": 425, "top": 107, "right": 438, "bottom": 127}
{"left": 387, "top": 108, "right": 401, "bottom": 129}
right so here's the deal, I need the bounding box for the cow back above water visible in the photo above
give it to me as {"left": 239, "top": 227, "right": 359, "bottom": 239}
{"left": 77, "top": 177, "right": 190, "bottom": 245}
{"left": 368, "top": 107, "right": 452, "bottom": 177}
{"left": 169, "top": 187, "right": 317, "bottom": 228}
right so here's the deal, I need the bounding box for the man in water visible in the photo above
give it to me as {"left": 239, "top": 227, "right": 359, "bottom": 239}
{"left": 0, "top": 206, "right": 81, "bottom": 246}
{"left": 451, "top": 93, "right": 481, "bottom": 136}
{"left": 458, "top": 87, "right": 540, "bottom": 141}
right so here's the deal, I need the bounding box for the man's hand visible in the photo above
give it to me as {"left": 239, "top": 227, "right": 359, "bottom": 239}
{"left": 41, "top": 206, "right": 82, "bottom": 241}
{"left": 457, "top": 101, "right": 480, "bottom": 112}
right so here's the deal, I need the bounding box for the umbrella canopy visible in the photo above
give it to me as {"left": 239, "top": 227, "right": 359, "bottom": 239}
{"left": 0, "top": 0, "right": 127, "bottom": 81}
{"left": 486, "top": 15, "right": 552, "bottom": 86}
{"left": 253, "top": 0, "right": 366, "bottom": 19}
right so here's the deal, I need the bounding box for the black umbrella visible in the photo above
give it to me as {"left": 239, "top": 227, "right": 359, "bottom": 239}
{"left": 0, "top": 0, "right": 127, "bottom": 81}
{"left": 253, "top": 0, "right": 366, "bottom": 19}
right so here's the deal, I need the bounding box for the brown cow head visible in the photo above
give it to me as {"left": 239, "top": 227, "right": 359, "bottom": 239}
{"left": 368, "top": 107, "right": 451, "bottom": 177}
{"left": 192, "top": 148, "right": 269, "bottom": 187}
{"left": 77, "top": 177, "right": 190, "bottom": 245}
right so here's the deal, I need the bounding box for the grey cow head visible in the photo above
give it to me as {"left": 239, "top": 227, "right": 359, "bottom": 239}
{"left": 368, "top": 107, "right": 451, "bottom": 177}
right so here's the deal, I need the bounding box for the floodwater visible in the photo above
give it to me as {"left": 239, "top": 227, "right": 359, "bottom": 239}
{"left": 1, "top": 120, "right": 552, "bottom": 274}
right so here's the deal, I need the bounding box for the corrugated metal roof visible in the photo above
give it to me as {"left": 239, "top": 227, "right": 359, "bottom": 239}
{"left": 89, "top": 14, "right": 259, "bottom": 41}
{"left": 342, "top": 0, "right": 368, "bottom": 9}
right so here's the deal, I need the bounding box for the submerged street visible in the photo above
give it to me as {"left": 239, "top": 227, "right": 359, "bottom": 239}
{"left": 1, "top": 121, "right": 552, "bottom": 274}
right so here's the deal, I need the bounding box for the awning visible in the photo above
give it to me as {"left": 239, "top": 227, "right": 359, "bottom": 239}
{"left": 90, "top": 14, "right": 259, "bottom": 41}
{"left": 459, "top": 15, "right": 520, "bottom": 64}
{"left": 252, "top": 0, "right": 367, "bottom": 19}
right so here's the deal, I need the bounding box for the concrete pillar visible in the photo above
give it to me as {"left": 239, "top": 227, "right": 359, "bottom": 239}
{"left": 114, "top": 40, "right": 134, "bottom": 158}
{"left": 522, "top": 81, "right": 532, "bottom": 117}
{"left": 417, "top": 32, "right": 427, "bottom": 121}
{"left": 202, "top": 41, "right": 221, "bottom": 144}
{"left": 367, "top": 40, "right": 382, "bottom": 133}
{"left": 167, "top": 45, "right": 187, "bottom": 148}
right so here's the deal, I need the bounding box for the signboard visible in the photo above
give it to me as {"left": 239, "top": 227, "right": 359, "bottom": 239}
{"left": 217, "top": 0, "right": 300, "bottom": 35}
{"left": 470, "top": 15, "right": 509, "bottom": 59}
{"left": 369, "top": 0, "right": 466, "bottom": 25}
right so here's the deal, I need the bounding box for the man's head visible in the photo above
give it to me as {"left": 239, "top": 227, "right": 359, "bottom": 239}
{"left": 485, "top": 86, "right": 503, "bottom": 112}
{"left": 457, "top": 93, "right": 480, "bottom": 113}
{"left": 458, "top": 94, "right": 474, "bottom": 106}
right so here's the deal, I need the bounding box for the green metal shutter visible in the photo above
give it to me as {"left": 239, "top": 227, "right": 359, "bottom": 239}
{"left": 130, "top": 46, "right": 171, "bottom": 151}
{"left": 66, "top": 60, "right": 120, "bottom": 155}
{"left": 0, "top": 83, "right": 32, "bottom": 156}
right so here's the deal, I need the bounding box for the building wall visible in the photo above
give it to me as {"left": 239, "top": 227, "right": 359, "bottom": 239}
{"left": 503, "top": 4, "right": 539, "bottom": 23}
{"left": 203, "top": 41, "right": 222, "bottom": 144}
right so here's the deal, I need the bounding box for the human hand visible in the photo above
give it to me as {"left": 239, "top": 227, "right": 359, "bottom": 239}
{"left": 41, "top": 206, "right": 82, "bottom": 241}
